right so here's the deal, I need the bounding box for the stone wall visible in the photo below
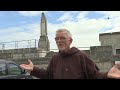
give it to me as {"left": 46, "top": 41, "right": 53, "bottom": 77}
{"left": 80, "top": 45, "right": 116, "bottom": 72}
{"left": 99, "top": 32, "right": 120, "bottom": 46}
{"left": 99, "top": 32, "right": 120, "bottom": 55}
{"left": 0, "top": 48, "right": 37, "bottom": 53}
{"left": 0, "top": 47, "right": 48, "bottom": 60}
{"left": 90, "top": 46, "right": 113, "bottom": 62}
{"left": 0, "top": 46, "right": 117, "bottom": 72}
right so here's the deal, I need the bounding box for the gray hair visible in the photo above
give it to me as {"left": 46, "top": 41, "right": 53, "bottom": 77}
{"left": 56, "top": 29, "right": 72, "bottom": 38}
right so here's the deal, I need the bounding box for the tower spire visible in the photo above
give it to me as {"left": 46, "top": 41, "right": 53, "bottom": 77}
{"left": 38, "top": 12, "right": 50, "bottom": 52}
{"left": 41, "top": 12, "right": 47, "bottom": 36}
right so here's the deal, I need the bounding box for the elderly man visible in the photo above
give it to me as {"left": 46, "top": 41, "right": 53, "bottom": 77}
{"left": 20, "top": 29, "right": 120, "bottom": 79}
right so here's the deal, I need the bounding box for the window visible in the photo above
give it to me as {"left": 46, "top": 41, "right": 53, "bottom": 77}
{"left": 0, "top": 63, "right": 7, "bottom": 76}
{"left": 116, "top": 49, "right": 120, "bottom": 54}
{"left": 9, "top": 63, "right": 22, "bottom": 75}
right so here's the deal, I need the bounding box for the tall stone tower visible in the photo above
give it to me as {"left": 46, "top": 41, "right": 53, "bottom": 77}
{"left": 38, "top": 12, "right": 50, "bottom": 52}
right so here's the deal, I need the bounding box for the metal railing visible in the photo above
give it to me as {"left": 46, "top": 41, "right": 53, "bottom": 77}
{"left": 0, "top": 39, "right": 38, "bottom": 50}
{"left": 0, "top": 39, "right": 90, "bottom": 52}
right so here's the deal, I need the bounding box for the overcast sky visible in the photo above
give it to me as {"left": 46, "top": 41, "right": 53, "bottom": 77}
{"left": 0, "top": 11, "right": 120, "bottom": 51}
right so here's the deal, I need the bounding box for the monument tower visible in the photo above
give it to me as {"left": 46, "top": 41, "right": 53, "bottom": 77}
{"left": 38, "top": 12, "right": 50, "bottom": 52}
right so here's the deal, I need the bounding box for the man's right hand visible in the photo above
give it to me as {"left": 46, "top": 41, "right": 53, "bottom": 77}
{"left": 20, "top": 59, "right": 34, "bottom": 73}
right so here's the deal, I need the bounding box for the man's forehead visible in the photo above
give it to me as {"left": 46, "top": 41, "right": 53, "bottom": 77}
{"left": 56, "top": 31, "right": 66, "bottom": 34}
{"left": 56, "top": 32, "right": 67, "bottom": 36}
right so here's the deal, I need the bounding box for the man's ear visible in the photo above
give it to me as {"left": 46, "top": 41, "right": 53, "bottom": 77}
{"left": 70, "top": 38, "right": 73, "bottom": 43}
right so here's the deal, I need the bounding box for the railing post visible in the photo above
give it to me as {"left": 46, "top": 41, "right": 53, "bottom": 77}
{"left": 2, "top": 44, "right": 5, "bottom": 53}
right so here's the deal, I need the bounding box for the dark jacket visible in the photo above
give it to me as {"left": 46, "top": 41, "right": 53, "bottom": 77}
{"left": 30, "top": 47, "right": 108, "bottom": 79}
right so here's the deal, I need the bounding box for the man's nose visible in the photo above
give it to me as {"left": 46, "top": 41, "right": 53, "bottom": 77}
{"left": 57, "top": 39, "right": 62, "bottom": 42}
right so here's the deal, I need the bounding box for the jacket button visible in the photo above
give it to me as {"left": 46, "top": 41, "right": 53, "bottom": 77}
{"left": 66, "top": 68, "right": 68, "bottom": 71}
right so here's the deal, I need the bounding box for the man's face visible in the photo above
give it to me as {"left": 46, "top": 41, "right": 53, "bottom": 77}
{"left": 55, "top": 31, "right": 72, "bottom": 52}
